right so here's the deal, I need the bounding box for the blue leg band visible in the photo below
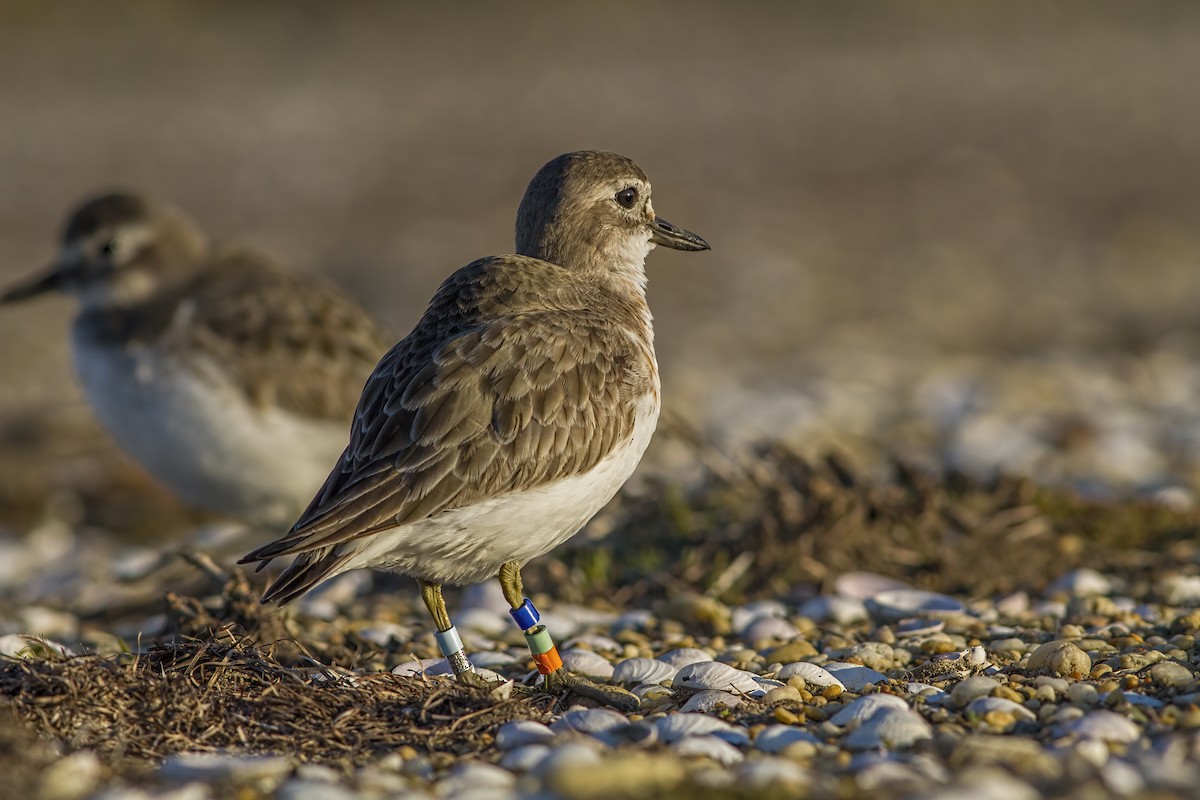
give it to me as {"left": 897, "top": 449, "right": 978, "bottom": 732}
{"left": 509, "top": 598, "right": 540, "bottom": 631}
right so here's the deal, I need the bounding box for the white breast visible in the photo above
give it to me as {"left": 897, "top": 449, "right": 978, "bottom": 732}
{"left": 71, "top": 328, "right": 349, "bottom": 526}
{"left": 346, "top": 391, "right": 661, "bottom": 586}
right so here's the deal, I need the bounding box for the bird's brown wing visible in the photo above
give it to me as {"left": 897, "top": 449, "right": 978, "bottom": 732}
{"left": 158, "top": 249, "right": 392, "bottom": 422}
{"left": 240, "top": 303, "right": 645, "bottom": 575}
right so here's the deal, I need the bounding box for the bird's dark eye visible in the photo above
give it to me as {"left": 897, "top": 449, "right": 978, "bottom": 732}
{"left": 100, "top": 238, "right": 118, "bottom": 257}
{"left": 615, "top": 187, "right": 637, "bottom": 209}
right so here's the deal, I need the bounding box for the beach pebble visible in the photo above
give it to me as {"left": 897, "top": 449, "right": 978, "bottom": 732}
{"left": 1026, "top": 640, "right": 1090, "bottom": 677}
{"left": 551, "top": 708, "right": 628, "bottom": 737}
{"left": 741, "top": 616, "right": 801, "bottom": 642}
{"left": 843, "top": 709, "right": 933, "bottom": 750}
{"left": 835, "top": 572, "right": 911, "bottom": 600}
{"left": 655, "top": 713, "right": 749, "bottom": 746}
{"left": 965, "top": 696, "right": 1036, "bottom": 721}
{"left": 38, "top": 750, "right": 101, "bottom": 800}
{"left": 829, "top": 693, "right": 911, "bottom": 726}
{"left": 495, "top": 720, "right": 555, "bottom": 751}
{"left": 865, "top": 589, "right": 965, "bottom": 621}
{"left": 951, "top": 677, "right": 1002, "bottom": 708}
{"left": 799, "top": 596, "right": 869, "bottom": 624}
{"left": 159, "top": 754, "right": 292, "bottom": 785}
{"left": 498, "top": 744, "right": 551, "bottom": 773}
{"left": 754, "top": 725, "right": 821, "bottom": 754}
{"left": 736, "top": 758, "right": 813, "bottom": 788}
{"left": 672, "top": 735, "right": 745, "bottom": 766}
{"left": 1049, "top": 568, "right": 1113, "bottom": 596}
{"left": 1062, "top": 710, "right": 1141, "bottom": 743}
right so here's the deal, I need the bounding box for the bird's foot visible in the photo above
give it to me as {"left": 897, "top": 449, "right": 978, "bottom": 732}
{"left": 453, "top": 669, "right": 500, "bottom": 690}
{"left": 545, "top": 669, "right": 640, "bottom": 712}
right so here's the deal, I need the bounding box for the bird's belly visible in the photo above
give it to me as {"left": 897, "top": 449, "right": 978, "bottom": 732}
{"left": 71, "top": 337, "right": 348, "bottom": 525}
{"left": 348, "top": 393, "right": 661, "bottom": 586}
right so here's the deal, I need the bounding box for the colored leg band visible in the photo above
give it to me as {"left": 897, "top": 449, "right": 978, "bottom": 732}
{"left": 509, "top": 598, "right": 541, "bottom": 630}
{"left": 434, "top": 626, "right": 464, "bottom": 657}
{"left": 524, "top": 624, "right": 563, "bottom": 675}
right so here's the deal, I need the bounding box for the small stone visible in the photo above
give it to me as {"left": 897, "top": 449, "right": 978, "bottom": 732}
{"left": 1027, "top": 640, "right": 1091, "bottom": 677}
{"left": 495, "top": 719, "right": 555, "bottom": 751}
{"left": 499, "top": 744, "right": 551, "bottom": 773}
{"left": 846, "top": 642, "right": 895, "bottom": 672}
{"left": 160, "top": 754, "right": 293, "bottom": 786}
{"left": 951, "top": 677, "right": 1001, "bottom": 708}
{"left": 672, "top": 735, "right": 745, "bottom": 766}
{"left": 767, "top": 641, "right": 818, "bottom": 664}
{"left": 38, "top": 750, "right": 101, "bottom": 800}
{"left": 1063, "top": 710, "right": 1141, "bottom": 743}
{"left": 843, "top": 709, "right": 933, "bottom": 750}
{"left": 736, "top": 757, "right": 812, "bottom": 788}
{"left": 763, "top": 686, "right": 802, "bottom": 705}
{"left": 774, "top": 707, "right": 801, "bottom": 725}
{"left": 1065, "top": 683, "right": 1100, "bottom": 706}
{"left": 755, "top": 725, "right": 821, "bottom": 754}
{"left": 829, "top": 693, "right": 910, "bottom": 727}
{"left": 1148, "top": 661, "right": 1195, "bottom": 689}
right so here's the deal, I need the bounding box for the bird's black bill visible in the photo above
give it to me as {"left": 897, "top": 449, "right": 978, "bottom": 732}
{"left": 648, "top": 217, "right": 710, "bottom": 252}
{"left": 0, "top": 267, "right": 65, "bottom": 304}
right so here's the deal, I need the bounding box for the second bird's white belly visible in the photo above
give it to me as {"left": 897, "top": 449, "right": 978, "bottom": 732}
{"left": 347, "top": 392, "right": 661, "bottom": 586}
{"left": 72, "top": 332, "right": 349, "bottom": 526}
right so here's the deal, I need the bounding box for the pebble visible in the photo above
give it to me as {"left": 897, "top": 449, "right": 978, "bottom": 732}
{"left": 829, "top": 693, "right": 911, "bottom": 726}
{"left": 834, "top": 572, "right": 912, "bottom": 600}
{"left": 754, "top": 725, "right": 822, "bottom": 754}
{"left": 799, "top": 595, "right": 868, "bottom": 624}
{"left": 865, "top": 589, "right": 965, "bottom": 622}
{"left": 951, "top": 676, "right": 1002, "bottom": 708}
{"left": 498, "top": 743, "right": 551, "bottom": 773}
{"left": 1048, "top": 568, "right": 1114, "bottom": 596}
{"left": 38, "top": 750, "right": 102, "bottom": 800}
{"left": 843, "top": 708, "right": 933, "bottom": 749}
{"left": 966, "top": 696, "right": 1036, "bottom": 721}
{"left": 672, "top": 735, "right": 745, "bottom": 766}
{"left": 1147, "top": 661, "right": 1195, "bottom": 689}
{"left": 277, "top": 780, "right": 360, "bottom": 800}
{"left": 655, "top": 713, "right": 749, "bottom": 746}
{"left": 159, "top": 754, "right": 293, "bottom": 785}
{"left": 1062, "top": 710, "right": 1141, "bottom": 743}
{"left": 1026, "top": 640, "right": 1091, "bottom": 677}
{"left": 736, "top": 757, "right": 813, "bottom": 788}
{"left": 551, "top": 708, "right": 628, "bottom": 737}
{"left": 495, "top": 720, "right": 554, "bottom": 751}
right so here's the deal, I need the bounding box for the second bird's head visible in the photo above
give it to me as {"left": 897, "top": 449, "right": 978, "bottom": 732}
{"left": 1, "top": 192, "right": 206, "bottom": 310}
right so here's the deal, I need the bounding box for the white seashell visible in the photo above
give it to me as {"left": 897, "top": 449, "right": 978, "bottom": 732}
{"left": 865, "top": 589, "right": 964, "bottom": 621}
{"left": 1063, "top": 710, "right": 1141, "bottom": 743}
{"left": 823, "top": 662, "right": 888, "bottom": 691}
{"left": 551, "top": 708, "right": 629, "bottom": 736}
{"left": 655, "top": 713, "right": 749, "bottom": 746}
{"left": 829, "top": 693, "right": 910, "bottom": 727}
{"left": 612, "top": 609, "right": 654, "bottom": 632}
{"left": 562, "top": 634, "right": 623, "bottom": 653}
{"left": 843, "top": 709, "right": 933, "bottom": 750}
{"left": 680, "top": 690, "right": 745, "bottom": 713}
{"left": 674, "top": 661, "right": 760, "bottom": 694}
{"left": 775, "top": 662, "right": 844, "bottom": 689}
{"left": 731, "top": 600, "right": 789, "bottom": 635}
{"left": 391, "top": 657, "right": 447, "bottom": 677}
{"left": 965, "top": 696, "right": 1036, "bottom": 721}
{"left": 498, "top": 744, "right": 551, "bottom": 773}
{"left": 754, "top": 725, "right": 821, "bottom": 754}
{"left": 612, "top": 657, "right": 677, "bottom": 685}
{"left": 799, "top": 596, "right": 868, "bottom": 624}
{"left": 752, "top": 676, "right": 786, "bottom": 691}
{"left": 495, "top": 720, "right": 555, "bottom": 751}
{"left": 657, "top": 647, "right": 714, "bottom": 669}
{"left": 741, "top": 617, "right": 801, "bottom": 642}
{"left": 835, "top": 572, "right": 911, "bottom": 600}
{"left": 737, "top": 757, "right": 813, "bottom": 788}
{"left": 559, "top": 649, "right": 614, "bottom": 679}
{"left": 672, "top": 735, "right": 745, "bottom": 766}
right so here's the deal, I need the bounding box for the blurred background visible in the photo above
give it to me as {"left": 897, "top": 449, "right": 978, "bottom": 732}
{"left": 2, "top": 1, "right": 1200, "bottom": 532}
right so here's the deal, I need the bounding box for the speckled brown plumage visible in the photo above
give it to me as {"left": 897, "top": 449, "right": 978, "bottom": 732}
{"left": 242, "top": 150, "right": 710, "bottom": 601}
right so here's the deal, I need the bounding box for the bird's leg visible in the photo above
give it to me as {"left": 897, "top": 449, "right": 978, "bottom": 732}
{"left": 498, "top": 559, "right": 639, "bottom": 712}
{"left": 418, "top": 579, "right": 490, "bottom": 686}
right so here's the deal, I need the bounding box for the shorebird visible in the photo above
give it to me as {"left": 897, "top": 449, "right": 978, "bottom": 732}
{"left": 1, "top": 193, "right": 392, "bottom": 528}
{"left": 240, "top": 151, "right": 709, "bottom": 708}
